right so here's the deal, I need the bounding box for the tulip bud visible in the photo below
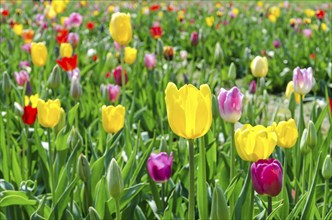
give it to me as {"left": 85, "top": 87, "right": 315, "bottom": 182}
{"left": 70, "top": 76, "right": 82, "bottom": 101}
{"left": 300, "top": 129, "right": 311, "bottom": 154}
{"left": 190, "top": 31, "right": 199, "bottom": 46}
{"left": 307, "top": 121, "right": 317, "bottom": 149}
{"left": 67, "top": 126, "right": 83, "bottom": 149}
{"left": 25, "top": 81, "right": 33, "bottom": 96}
{"left": 100, "top": 84, "right": 108, "bottom": 101}
{"left": 249, "top": 80, "right": 256, "bottom": 94}
{"left": 14, "top": 102, "right": 24, "bottom": 116}
{"left": 53, "top": 108, "right": 66, "bottom": 134}
{"left": 250, "top": 56, "right": 268, "bottom": 77}
{"left": 210, "top": 185, "right": 230, "bottom": 220}
{"left": 88, "top": 207, "right": 101, "bottom": 220}
{"left": 228, "top": 62, "right": 236, "bottom": 80}
{"left": 77, "top": 154, "right": 91, "bottom": 182}
{"left": 322, "top": 155, "right": 332, "bottom": 180}
{"left": 214, "top": 42, "right": 224, "bottom": 61}
{"left": 156, "top": 38, "right": 164, "bottom": 57}
{"left": 106, "top": 158, "right": 124, "bottom": 200}
{"left": 2, "top": 72, "right": 12, "bottom": 94}
{"left": 48, "top": 65, "right": 62, "bottom": 89}
{"left": 292, "top": 67, "right": 313, "bottom": 95}
{"left": 144, "top": 53, "right": 156, "bottom": 70}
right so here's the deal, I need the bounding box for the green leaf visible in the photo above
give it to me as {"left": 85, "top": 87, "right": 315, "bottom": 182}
{"left": 11, "top": 146, "right": 22, "bottom": 185}
{"left": 286, "top": 192, "right": 308, "bottom": 220}
{"left": 94, "top": 177, "right": 107, "bottom": 219}
{"left": 314, "top": 105, "right": 328, "bottom": 131}
{"left": 234, "top": 168, "right": 251, "bottom": 220}
{"left": 0, "top": 190, "right": 37, "bottom": 207}
{"left": 68, "top": 103, "right": 80, "bottom": 126}
{"left": 210, "top": 185, "right": 230, "bottom": 220}
{"left": 197, "top": 137, "right": 208, "bottom": 220}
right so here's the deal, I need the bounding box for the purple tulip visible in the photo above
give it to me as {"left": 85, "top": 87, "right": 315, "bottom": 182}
{"left": 218, "top": 86, "right": 243, "bottom": 123}
{"left": 190, "top": 31, "right": 199, "bottom": 46}
{"left": 144, "top": 53, "right": 156, "bottom": 70}
{"left": 273, "top": 40, "right": 281, "bottom": 49}
{"left": 293, "top": 67, "right": 313, "bottom": 95}
{"left": 249, "top": 80, "right": 257, "bottom": 94}
{"left": 107, "top": 84, "right": 120, "bottom": 102}
{"left": 14, "top": 70, "right": 30, "bottom": 86}
{"left": 251, "top": 158, "right": 283, "bottom": 197}
{"left": 147, "top": 152, "right": 173, "bottom": 183}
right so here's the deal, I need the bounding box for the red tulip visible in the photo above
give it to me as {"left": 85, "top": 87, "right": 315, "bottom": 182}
{"left": 113, "top": 66, "right": 128, "bottom": 86}
{"left": 56, "top": 29, "right": 69, "bottom": 44}
{"left": 316, "top": 10, "right": 325, "bottom": 20}
{"left": 1, "top": 9, "right": 9, "bottom": 17}
{"left": 86, "top": 22, "right": 95, "bottom": 30}
{"left": 56, "top": 54, "right": 78, "bottom": 71}
{"left": 22, "top": 105, "right": 37, "bottom": 125}
{"left": 150, "top": 25, "right": 163, "bottom": 39}
{"left": 150, "top": 4, "right": 160, "bottom": 11}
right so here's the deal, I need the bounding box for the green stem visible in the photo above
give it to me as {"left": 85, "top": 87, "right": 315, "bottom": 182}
{"left": 198, "top": 137, "right": 208, "bottom": 219}
{"left": 309, "top": 152, "right": 313, "bottom": 189}
{"left": 47, "top": 128, "right": 57, "bottom": 219}
{"left": 295, "top": 96, "right": 304, "bottom": 203}
{"left": 188, "top": 139, "right": 195, "bottom": 220}
{"left": 230, "top": 123, "right": 235, "bottom": 180}
{"left": 25, "top": 125, "right": 31, "bottom": 178}
{"left": 267, "top": 196, "right": 272, "bottom": 216}
{"left": 322, "top": 179, "right": 329, "bottom": 219}
{"left": 302, "top": 155, "right": 306, "bottom": 192}
{"left": 161, "top": 182, "right": 165, "bottom": 210}
{"left": 249, "top": 183, "right": 254, "bottom": 220}
{"left": 120, "top": 48, "right": 126, "bottom": 106}
{"left": 115, "top": 199, "right": 121, "bottom": 220}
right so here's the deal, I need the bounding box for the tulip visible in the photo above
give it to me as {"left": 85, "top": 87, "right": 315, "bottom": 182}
{"left": 86, "top": 21, "right": 95, "bottom": 30}
{"left": 19, "top": 61, "right": 30, "bottom": 68}
{"left": 163, "top": 46, "right": 174, "bottom": 60}
{"left": 66, "top": 12, "right": 83, "bottom": 28}
{"left": 2, "top": 72, "right": 12, "bottom": 94}
{"left": 147, "top": 152, "right": 173, "bottom": 182}
{"left": 60, "top": 43, "right": 73, "bottom": 58}
{"left": 70, "top": 76, "right": 82, "bottom": 101}
{"left": 285, "top": 81, "right": 302, "bottom": 104}
{"left": 235, "top": 124, "right": 277, "bottom": 162}
{"left": 250, "top": 56, "right": 268, "bottom": 77}
{"left": 13, "top": 24, "right": 23, "bottom": 35}
{"left": 109, "top": 12, "right": 132, "bottom": 46}
{"left": 101, "top": 105, "right": 125, "bottom": 134}
{"left": 37, "top": 99, "right": 62, "bottom": 128}
{"left": 273, "top": 40, "right": 281, "bottom": 49}
{"left": 21, "top": 43, "right": 31, "bottom": 53}
{"left": 293, "top": 67, "right": 313, "bottom": 95}
{"left": 77, "top": 154, "right": 90, "bottom": 182}
{"left": 322, "top": 155, "right": 332, "bottom": 180}
{"left": 218, "top": 87, "right": 243, "bottom": 123}
{"left": 56, "top": 29, "right": 69, "bottom": 45}
{"left": 303, "top": 29, "right": 312, "bottom": 38}
{"left": 306, "top": 121, "right": 317, "bottom": 149}
{"left": 22, "top": 94, "right": 39, "bottom": 125}
{"left": 48, "top": 65, "right": 62, "bottom": 89}
{"left": 31, "top": 42, "right": 48, "bottom": 67}
{"left": 190, "top": 31, "right": 199, "bottom": 46}
{"left": 205, "top": 16, "right": 214, "bottom": 27}
{"left": 53, "top": 108, "right": 66, "bottom": 134}
{"left": 106, "top": 158, "right": 124, "bottom": 200}
{"left": 124, "top": 47, "right": 137, "bottom": 64}
{"left": 274, "top": 119, "right": 298, "bottom": 148}
{"left": 56, "top": 54, "right": 78, "bottom": 72}
{"left": 165, "top": 82, "right": 212, "bottom": 139}
{"left": 316, "top": 10, "right": 325, "bottom": 20}
{"left": 21, "top": 29, "right": 34, "bottom": 43}
{"left": 107, "top": 84, "right": 120, "bottom": 102}
{"left": 113, "top": 66, "right": 128, "bottom": 86}
{"left": 180, "top": 50, "right": 187, "bottom": 61}
{"left": 144, "top": 53, "right": 156, "bottom": 70}
{"left": 14, "top": 70, "right": 30, "bottom": 86}
{"left": 251, "top": 158, "right": 283, "bottom": 197}
{"left": 150, "top": 24, "right": 163, "bottom": 39}
{"left": 67, "top": 32, "right": 79, "bottom": 47}
{"left": 249, "top": 80, "right": 257, "bottom": 94}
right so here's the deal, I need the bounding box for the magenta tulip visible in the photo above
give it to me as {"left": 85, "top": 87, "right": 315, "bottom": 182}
{"left": 147, "top": 152, "right": 173, "bottom": 183}
{"left": 190, "top": 31, "right": 199, "bottom": 46}
{"left": 251, "top": 158, "right": 283, "bottom": 197}
{"left": 113, "top": 66, "right": 128, "bottom": 86}
{"left": 107, "top": 84, "right": 120, "bottom": 102}
{"left": 218, "top": 86, "right": 243, "bottom": 123}
{"left": 144, "top": 53, "right": 156, "bottom": 70}
{"left": 249, "top": 80, "right": 257, "bottom": 94}
{"left": 293, "top": 67, "right": 313, "bottom": 95}
{"left": 273, "top": 40, "right": 281, "bottom": 49}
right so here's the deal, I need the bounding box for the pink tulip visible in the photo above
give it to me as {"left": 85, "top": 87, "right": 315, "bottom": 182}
{"left": 21, "top": 43, "right": 31, "bottom": 53}
{"left": 218, "top": 86, "right": 243, "bottom": 123}
{"left": 249, "top": 80, "right": 257, "bottom": 94}
{"left": 107, "top": 84, "right": 120, "bottom": 102}
{"left": 67, "top": 12, "right": 83, "bottom": 28}
{"left": 303, "top": 29, "right": 312, "bottom": 38}
{"left": 251, "top": 158, "right": 283, "bottom": 197}
{"left": 293, "top": 67, "right": 313, "bottom": 95}
{"left": 180, "top": 50, "right": 187, "bottom": 60}
{"left": 19, "top": 61, "right": 30, "bottom": 68}
{"left": 147, "top": 152, "right": 173, "bottom": 183}
{"left": 190, "top": 31, "right": 199, "bottom": 46}
{"left": 273, "top": 40, "right": 281, "bottom": 49}
{"left": 144, "top": 53, "right": 156, "bottom": 70}
{"left": 68, "top": 33, "right": 79, "bottom": 47}
{"left": 14, "top": 70, "right": 30, "bottom": 86}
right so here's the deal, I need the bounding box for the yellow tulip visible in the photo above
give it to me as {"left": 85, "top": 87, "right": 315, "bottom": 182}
{"left": 274, "top": 119, "right": 298, "bottom": 148}
{"left": 60, "top": 43, "right": 73, "bottom": 58}
{"left": 205, "top": 16, "right": 214, "bottom": 27}
{"left": 124, "top": 47, "right": 137, "bottom": 64}
{"left": 102, "top": 105, "right": 125, "bottom": 134}
{"left": 51, "top": 0, "right": 66, "bottom": 14}
{"left": 232, "top": 8, "right": 239, "bottom": 16}
{"left": 235, "top": 124, "right": 277, "bottom": 162}
{"left": 46, "top": 6, "right": 56, "bottom": 19}
{"left": 321, "top": 23, "right": 328, "bottom": 31}
{"left": 269, "top": 6, "right": 280, "bottom": 17}
{"left": 304, "top": 18, "right": 311, "bottom": 25}
{"left": 268, "top": 14, "right": 277, "bottom": 23}
{"left": 304, "top": 9, "right": 315, "bottom": 17}
{"left": 285, "top": 81, "right": 302, "bottom": 104}
{"left": 257, "top": 1, "right": 263, "bottom": 7}
{"left": 31, "top": 42, "right": 48, "bottom": 67}
{"left": 250, "top": 56, "right": 268, "bottom": 77}
{"left": 165, "top": 82, "right": 212, "bottom": 139}
{"left": 25, "top": 94, "right": 39, "bottom": 108}
{"left": 13, "top": 24, "right": 23, "bottom": 35}
{"left": 109, "top": 12, "right": 132, "bottom": 46}
{"left": 37, "top": 99, "right": 62, "bottom": 128}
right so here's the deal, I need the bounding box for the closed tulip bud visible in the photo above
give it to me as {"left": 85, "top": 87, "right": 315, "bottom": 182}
{"left": 31, "top": 42, "right": 48, "bottom": 67}
{"left": 218, "top": 87, "right": 243, "bottom": 123}
{"left": 165, "top": 82, "right": 212, "bottom": 139}
{"left": 106, "top": 158, "right": 124, "bottom": 200}
{"left": 113, "top": 66, "right": 128, "bottom": 86}
{"left": 37, "top": 99, "right": 62, "bottom": 128}
{"left": 300, "top": 129, "right": 311, "bottom": 154}
{"left": 88, "top": 207, "right": 101, "bottom": 220}
{"left": 60, "top": 43, "right": 73, "bottom": 58}
{"left": 53, "top": 108, "right": 66, "bottom": 134}
{"left": 101, "top": 105, "right": 125, "bottom": 134}
{"left": 214, "top": 42, "right": 224, "bottom": 61}
{"left": 2, "top": 72, "right": 12, "bottom": 94}
{"left": 124, "top": 47, "right": 137, "bottom": 64}
{"left": 292, "top": 67, "right": 313, "bottom": 95}
{"left": 307, "top": 121, "right": 317, "bottom": 149}
{"left": 274, "top": 119, "right": 298, "bottom": 148}
{"left": 48, "top": 65, "right": 62, "bottom": 89}
{"left": 109, "top": 12, "right": 132, "bottom": 46}
{"left": 67, "top": 126, "right": 83, "bottom": 149}
{"left": 26, "top": 81, "right": 33, "bottom": 96}
{"left": 70, "top": 76, "right": 82, "bottom": 101}
{"left": 210, "top": 185, "right": 230, "bottom": 220}
{"left": 249, "top": 80, "right": 256, "bottom": 94}
{"left": 250, "top": 56, "right": 268, "bottom": 77}
{"left": 156, "top": 38, "right": 164, "bottom": 56}
{"left": 14, "top": 102, "right": 24, "bottom": 116}
{"left": 251, "top": 158, "right": 283, "bottom": 197}
{"left": 190, "top": 31, "right": 199, "bottom": 46}
{"left": 147, "top": 152, "right": 173, "bottom": 183}
{"left": 77, "top": 154, "right": 91, "bottom": 182}
{"left": 322, "top": 155, "right": 332, "bottom": 180}
{"left": 144, "top": 53, "right": 156, "bottom": 70}
{"left": 228, "top": 62, "right": 236, "bottom": 80}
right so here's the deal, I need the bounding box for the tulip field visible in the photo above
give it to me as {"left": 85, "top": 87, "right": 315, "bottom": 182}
{"left": 1, "top": 1, "right": 332, "bottom": 220}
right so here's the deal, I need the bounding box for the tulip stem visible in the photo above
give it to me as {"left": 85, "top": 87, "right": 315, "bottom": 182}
{"left": 161, "top": 182, "right": 165, "bottom": 210}
{"left": 295, "top": 96, "right": 304, "bottom": 203}
{"left": 47, "top": 128, "right": 57, "bottom": 219}
{"left": 309, "top": 152, "right": 313, "bottom": 188}
{"left": 249, "top": 182, "right": 254, "bottom": 220}
{"left": 230, "top": 123, "right": 235, "bottom": 180}
{"left": 115, "top": 198, "right": 121, "bottom": 220}
{"left": 267, "top": 196, "right": 272, "bottom": 216}
{"left": 322, "top": 179, "right": 329, "bottom": 219}
{"left": 188, "top": 139, "right": 195, "bottom": 220}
